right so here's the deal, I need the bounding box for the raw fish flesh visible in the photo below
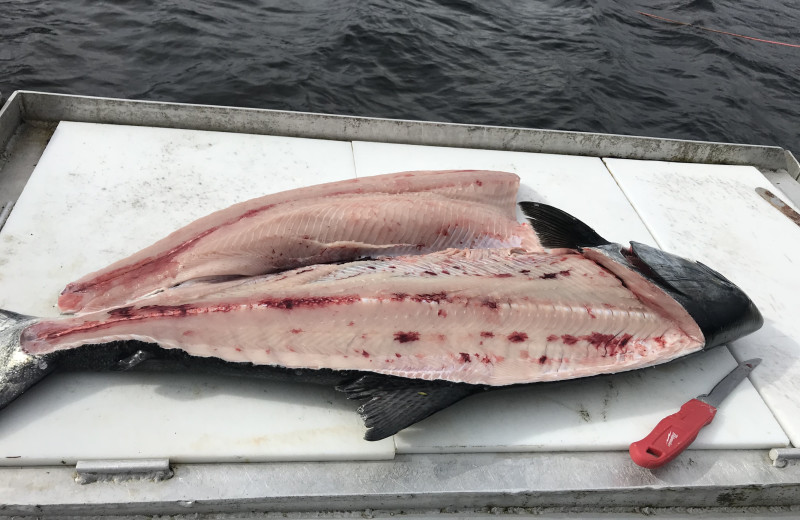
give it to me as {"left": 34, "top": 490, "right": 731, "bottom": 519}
{"left": 59, "top": 170, "right": 538, "bottom": 314}
{"left": 0, "top": 203, "right": 762, "bottom": 440}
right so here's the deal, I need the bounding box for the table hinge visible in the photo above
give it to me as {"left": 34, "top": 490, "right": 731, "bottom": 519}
{"left": 769, "top": 448, "right": 800, "bottom": 468}
{"left": 75, "top": 458, "right": 172, "bottom": 484}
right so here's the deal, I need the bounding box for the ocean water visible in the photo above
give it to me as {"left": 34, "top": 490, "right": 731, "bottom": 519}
{"left": 1, "top": 0, "right": 798, "bottom": 153}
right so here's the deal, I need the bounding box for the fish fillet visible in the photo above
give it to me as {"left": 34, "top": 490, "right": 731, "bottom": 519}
{"left": 59, "top": 170, "right": 538, "bottom": 314}
{"left": 28, "top": 248, "right": 704, "bottom": 386}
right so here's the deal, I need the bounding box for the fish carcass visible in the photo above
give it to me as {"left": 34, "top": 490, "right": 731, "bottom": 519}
{"left": 58, "top": 169, "right": 540, "bottom": 314}
{"left": 0, "top": 203, "right": 763, "bottom": 440}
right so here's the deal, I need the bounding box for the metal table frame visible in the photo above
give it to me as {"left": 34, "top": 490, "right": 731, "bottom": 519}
{"left": 1, "top": 91, "right": 799, "bottom": 516}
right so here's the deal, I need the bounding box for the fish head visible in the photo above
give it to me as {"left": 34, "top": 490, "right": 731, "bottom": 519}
{"left": 624, "top": 242, "right": 763, "bottom": 349}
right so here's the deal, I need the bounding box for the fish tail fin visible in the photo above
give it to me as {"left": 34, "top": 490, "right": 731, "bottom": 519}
{"left": 519, "top": 201, "right": 609, "bottom": 249}
{"left": 0, "top": 309, "right": 56, "bottom": 411}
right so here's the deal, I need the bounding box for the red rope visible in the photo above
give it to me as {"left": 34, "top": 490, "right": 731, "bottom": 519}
{"left": 638, "top": 11, "right": 800, "bottom": 48}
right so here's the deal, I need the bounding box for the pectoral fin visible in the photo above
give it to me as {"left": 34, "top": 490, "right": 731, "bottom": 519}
{"left": 337, "top": 374, "right": 480, "bottom": 441}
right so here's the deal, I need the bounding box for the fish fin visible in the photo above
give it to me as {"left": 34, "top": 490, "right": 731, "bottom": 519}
{"left": 0, "top": 309, "right": 57, "bottom": 411}
{"left": 519, "top": 201, "right": 608, "bottom": 249}
{"left": 337, "top": 374, "right": 480, "bottom": 441}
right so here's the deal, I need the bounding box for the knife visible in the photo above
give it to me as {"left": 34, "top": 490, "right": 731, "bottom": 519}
{"left": 629, "top": 358, "right": 761, "bottom": 469}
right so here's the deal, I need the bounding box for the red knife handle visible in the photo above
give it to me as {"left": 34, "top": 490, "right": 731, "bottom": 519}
{"left": 629, "top": 399, "right": 717, "bottom": 469}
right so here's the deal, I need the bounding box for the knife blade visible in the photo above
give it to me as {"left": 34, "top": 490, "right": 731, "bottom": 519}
{"left": 629, "top": 358, "right": 761, "bottom": 469}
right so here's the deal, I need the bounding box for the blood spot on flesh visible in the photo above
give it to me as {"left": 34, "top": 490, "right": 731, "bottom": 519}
{"left": 290, "top": 328, "right": 303, "bottom": 334}
{"left": 348, "top": 321, "right": 355, "bottom": 326}
{"left": 395, "top": 353, "right": 402, "bottom": 358}
{"left": 584, "top": 305, "right": 597, "bottom": 319}
{"left": 394, "top": 331, "right": 420, "bottom": 343}
{"left": 392, "top": 293, "right": 408, "bottom": 301}
{"left": 413, "top": 292, "right": 448, "bottom": 303}
{"left": 562, "top": 334, "right": 579, "bottom": 345}
{"left": 437, "top": 334, "right": 447, "bottom": 341}
{"left": 459, "top": 352, "right": 471, "bottom": 363}
{"left": 480, "top": 331, "right": 494, "bottom": 338}
{"left": 507, "top": 332, "right": 528, "bottom": 343}
{"left": 438, "top": 309, "right": 447, "bottom": 318}
{"left": 540, "top": 269, "right": 572, "bottom": 280}
{"left": 182, "top": 330, "right": 194, "bottom": 336}
{"left": 494, "top": 273, "right": 513, "bottom": 278}
{"left": 482, "top": 300, "right": 498, "bottom": 310}
{"left": 361, "top": 350, "right": 370, "bottom": 358}
{"left": 547, "top": 334, "right": 558, "bottom": 342}
{"left": 538, "top": 355, "right": 548, "bottom": 364}
{"left": 520, "top": 269, "right": 530, "bottom": 274}
{"left": 653, "top": 336, "right": 667, "bottom": 348}
{"left": 423, "top": 270, "right": 438, "bottom": 276}
{"left": 475, "top": 180, "right": 483, "bottom": 186}
{"left": 441, "top": 269, "right": 450, "bottom": 274}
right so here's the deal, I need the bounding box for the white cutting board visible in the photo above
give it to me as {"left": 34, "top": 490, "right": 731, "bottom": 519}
{"left": 0, "top": 124, "right": 789, "bottom": 465}
{"left": 351, "top": 142, "right": 788, "bottom": 452}
{"left": 604, "top": 158, "right": 800, "bottom": 447}
{"left": 0, "top": 121, "right": 394, "bottom": 464}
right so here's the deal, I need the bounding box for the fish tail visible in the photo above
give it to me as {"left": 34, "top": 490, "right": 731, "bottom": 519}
{"left": 0, "top": 309, "right": 56, "bottom": 411}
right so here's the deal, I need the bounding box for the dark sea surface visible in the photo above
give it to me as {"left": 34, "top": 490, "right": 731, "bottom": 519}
{"left": 1, "top": 0, "right": 798, "bottom": 153}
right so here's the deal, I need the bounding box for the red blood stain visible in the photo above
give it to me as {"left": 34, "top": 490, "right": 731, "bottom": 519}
{"left": 437, "top": 334, "right": 447, "bottom": 341}
{"left": 562, "top": 334, "right": 579, "bottom": 345}
{"left": 392, "top": 293, "right": 408, "bottom": 301}
{"left": 481, "top": 355, "right": 492, "bottom": 364}
{"left": 547, "top": 334, "right": 558, "bottom": 342}
{"left": 653, "top": 336, "right": 667, "bottom": 348}
{"left": 388, "top": 265, "right": 396, "bottom": 269}
{"left": 423, "top": 270, "right": 438, "bottom": 276}
{"left": 361, "top": 350, "right": 370, "bottom": 358}
{"left": 235, "top": 347, "right": 242, "bottom": 352}
{"left": 475, "top": 180, "right": 483, "bottom": 186}
{"left": 394, "top": 331, "right": 420, "bottom": 343}
{"left": 494, "top": 273, "right": 513, "bottom": 278}
{"left": 182, "top": 330, "right": 194, "bottom": 336}
{"left": 412, "top": 292, "right": 449, "bottom": 303}
{"left": 520, "top": 269, "right": 531, "bottom": 274}
{"left": 584, "top": 306, "right": 597, "bottom": 319}
{"left": 348, "top": 321, "right": 355, "bottom": 326}
{"left": 438, "top": 309, "right": 448, "bottom": 318}
{"left": 507, "top": 332, "right": 528, "bottom": 343}
{"left": 540, "top": 269, "right": 572, "bottom": 280}
{"left": 441, "top": 269, "right": 450, "bottom": 274}
{"left": 459, "top": 352, "right": 471, "bottom": 363}
{"left": 480, "top": 331, "right": 494, "bottom": 338}
{"left": 482, "top": 300, "right": 498, "bottom": 310}
{"left": 395, "top": 353, "right": 402, "bottom": 358}
{"left": 258, "top": 295, "right": 360, "bottom": 309}
{"left": 538, "top": 355, "right": 548, "bottom": 364}
{"left": 290, "top": 328, "right": 303, "bottom": 334}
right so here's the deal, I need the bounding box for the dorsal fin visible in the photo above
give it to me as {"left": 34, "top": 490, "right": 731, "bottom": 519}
{"left": 337, "top": 374, "right": 480, "bottom": 441}
{"left": 518, "top": 201, "right": 608, "bottom": 249}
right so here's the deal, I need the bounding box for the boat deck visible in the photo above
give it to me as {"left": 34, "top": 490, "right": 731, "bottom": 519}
{"left": 0, "top": 91, "right": 799, "bottom": 514}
